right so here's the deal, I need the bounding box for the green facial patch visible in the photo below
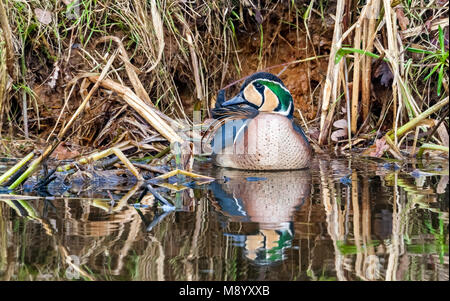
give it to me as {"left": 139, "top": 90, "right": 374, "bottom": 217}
{"left": 257, "top": 80, "right": 293, "bottom": 114}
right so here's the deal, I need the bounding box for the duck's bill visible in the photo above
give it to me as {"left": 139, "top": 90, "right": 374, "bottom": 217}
{"left": 221, "top": 94, "right": 247, "bottom": 106}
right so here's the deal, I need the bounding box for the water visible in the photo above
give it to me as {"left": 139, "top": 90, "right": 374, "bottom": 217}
{"left": 0, "top": 156, "right": 448, "bottom": 281}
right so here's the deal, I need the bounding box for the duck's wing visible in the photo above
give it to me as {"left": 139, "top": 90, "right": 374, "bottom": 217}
{"left": 292, "top": 120, "right": 310, "bottom": 146}
{"left": 209, "top": 118, "right": 252, "bottom": 154}
{"left": 203, "top": 104, "right": 259, "bottom": 154}
{"left": 209, "top": 182, "right": 249, "bottom": 221}
{"left": 211, "top": 103, "right": 259, "bottom": 120}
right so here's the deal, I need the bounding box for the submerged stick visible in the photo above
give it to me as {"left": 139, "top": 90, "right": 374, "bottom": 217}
{"left": 146, "top": 184, "right": 175, "bottom": 210}
{"left": 154, "top": 169, "right": 214, "bottom": 181}
{"left": 58, "top": 145, "right": 144, "bottom": 181}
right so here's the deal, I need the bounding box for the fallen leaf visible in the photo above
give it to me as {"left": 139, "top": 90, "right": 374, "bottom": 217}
{"left": 34, "top": 8, "right": 52, "bottom": 25}
{"left": 331, "top": 129, "right": 348, "bottom": 142}
{"left": 436, "top": 122, "right": 449, "bottom": 147}
{"left": 333, "top": 119, "right": 348, "bottom": 129}
{"left": 370, "top": 137, "right": 389, "bottom": 158}
{"left": 307, "top": 127, "right": 320, "bottom": 141}
{"left": 51, "top": 143, "right": 80, "bottom": 160}
{"left": 396, "top": 8, "right": 409, "bottom": 31}
{"left": 437, "top": 176, "right": 448, "bottom": 194}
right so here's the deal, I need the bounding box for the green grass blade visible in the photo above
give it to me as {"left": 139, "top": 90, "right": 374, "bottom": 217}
{"left": 437, "top": 64, "right": 444, "bottom": 96}
{"left": 438, "top": 25, "right": 444, "bottom": 54}
{"left": 423, "top": 64, "right": 440, "bottom": 81}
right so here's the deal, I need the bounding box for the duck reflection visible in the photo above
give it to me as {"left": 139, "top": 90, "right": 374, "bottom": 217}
{"left": 209, "top": 168, "right": 311, "bottom": 265}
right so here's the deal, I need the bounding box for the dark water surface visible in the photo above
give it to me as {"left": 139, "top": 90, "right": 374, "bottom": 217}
{"left": 0, "top": 156, "right": 448, "bottom": 281}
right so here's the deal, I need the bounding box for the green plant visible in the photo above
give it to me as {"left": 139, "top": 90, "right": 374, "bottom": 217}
{"left": 407, "top": 26, "right": 449, "bottom": 97}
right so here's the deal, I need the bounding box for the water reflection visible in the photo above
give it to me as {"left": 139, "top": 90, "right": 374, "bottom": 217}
{"left": 209, "top": 169, "right": 310, "bottom": 265}
{"left": 0, "top": 157, "right": 448, "bottom": 281}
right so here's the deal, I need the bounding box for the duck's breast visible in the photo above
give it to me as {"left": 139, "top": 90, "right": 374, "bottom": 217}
{"left": 213, "top": 113, "right": 312, "bottom": 170}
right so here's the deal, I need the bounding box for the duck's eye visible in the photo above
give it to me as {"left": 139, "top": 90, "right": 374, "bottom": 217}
{"left": 253, "top": 82, "right": 263, "bottom": 89}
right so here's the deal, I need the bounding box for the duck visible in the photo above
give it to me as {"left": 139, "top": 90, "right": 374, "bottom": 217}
{"left": 208, "top": 72, "right": 312, "bottom": 170}
{"left": 208, "top": 168, "right": 311, "bottom": 264}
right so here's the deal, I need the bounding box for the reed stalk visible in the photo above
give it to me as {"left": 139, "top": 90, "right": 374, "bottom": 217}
{"left": 0, "top": 0, "right": 15, "bottom": 79}
{"left": 351, "top": 23, "right": 362, "bottom": 134}
{"left": 0, "top": 152, "right": 34, "bottom": 186}
{"left": 87, "top": 76, "right": 183, "bottom": 144}
{"left": 361, "top": 0, "right": 380, "bottom": 122}
{"left": 386, "top": 97, "right": 448, "bottom": 141}
{"left": 416, "top": 143, "right": 449, "bottom": 159}
{"left": 318, "top": 0, "right": 345, "bottom": 145}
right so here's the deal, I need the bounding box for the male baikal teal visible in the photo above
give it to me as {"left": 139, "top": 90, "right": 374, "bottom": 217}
{"left": 210, "top": 72, "right": 312, "bottom": 170}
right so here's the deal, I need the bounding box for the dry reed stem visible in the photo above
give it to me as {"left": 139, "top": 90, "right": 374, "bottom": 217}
{"left": 320, "top": 1, "right": 375, "bottom": 140}
{"left": 7, "top": 54, "right": 117, "bottom": 189}
{"left": 378, "top": 0, "right": 426, "bottom": 152}
{"left": 58, "top": 51, "right": 117, "bottom": 140}
{"left": 186, "top": 32, "right": 204, "bottom": 101}
{"left": 87, "top": 75, "right": 184, "bottom": 145}
{"left": 95, "top": 36, "right": 182, "bottom": 130}
{"left": 400, "top": 18, "right": 449, "bottom": 39}
{"left": 0, "top": 0, "right": 15, "bottom": 80}
{"left": 351, "top": 22, "right": 362, "bottom": 134}
{"left": 318, "top": 0, "right": 345, "bottom": 145}
{"left": 145, "top": 0, "right": 165, "bottom": 73}
{"left": 362, "top": 0, "right": 380, "bottom": 122}
{"left": 0, "top": 35, "right": 8, "bottom": 132}
{"left": 95, "top": 36, "right": 154, "bottom": 107}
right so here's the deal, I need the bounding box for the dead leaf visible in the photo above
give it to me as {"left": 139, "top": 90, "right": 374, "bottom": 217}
{"left": 331, "top": 129, "right": 348, "bottom": 142}
{"left": 307, "top": 127, "right": 320, "bottom": 141}
{"left": 396, "top": 8, "right": 409, "bottom": 31}
{"left": 333, "top": 119, "right": 348, "bottom": 129}
{"left": 34, "top": 8, "right": 52, "bottom": 25}
{"left": 51, "top": 143, "right": 80, "bottom": 160}
{"left": 436, "top": 121, "right": 449, "bottom": 147}
{"left": 437, "top": 176, "right": 448, "bottom": 194}
{"left": 370, "top": 137, "right": 390, "bottom": 157}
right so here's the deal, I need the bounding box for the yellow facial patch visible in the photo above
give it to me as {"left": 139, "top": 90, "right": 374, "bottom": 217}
{"left": 259, "top": 87, "right": 278, "bottom": 112}
{"left": 243, "top": 84, "right": 262, "bottom": 107}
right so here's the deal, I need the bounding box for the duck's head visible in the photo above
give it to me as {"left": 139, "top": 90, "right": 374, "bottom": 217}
{"left": 222, "top": 72, "right": 294, "bottom": 118}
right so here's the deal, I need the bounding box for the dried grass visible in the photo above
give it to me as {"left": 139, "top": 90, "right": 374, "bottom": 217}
{"left": 0, "top": 0, "right": 447, "bottom": 161}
